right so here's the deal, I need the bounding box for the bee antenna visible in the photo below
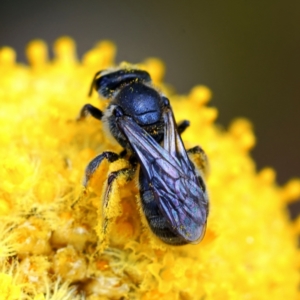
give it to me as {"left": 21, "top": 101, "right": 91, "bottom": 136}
{"left": 88, "top": 71, "right": 102, "bottom": 97}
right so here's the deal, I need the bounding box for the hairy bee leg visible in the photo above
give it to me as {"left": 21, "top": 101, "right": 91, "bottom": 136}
{"left": 177, "top": 120, "right": 190, "bottom": 134}
{"left": 71, "top": 151, "right": 120, "bottom": 208}
{"left": 83, "top": 151, "right": 120, "bottom": 187}
{"left": 103, "top": 166, "right": 136, "bottom": 208}
{"left": 103, "top": 157, "right": 137, "bottom": 211}
{"left": 187, "top": 145, "right": 209, "bottom": 178}
{"left": 102, "top": 166, "right": 137, "bottom": 233}
{"left": 77, "top": 103, "right": 103, "bottom": 121}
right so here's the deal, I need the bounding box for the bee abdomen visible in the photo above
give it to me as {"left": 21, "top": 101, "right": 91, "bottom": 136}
{"left": 140, "top": 184, "right": 188, "bottom": 245}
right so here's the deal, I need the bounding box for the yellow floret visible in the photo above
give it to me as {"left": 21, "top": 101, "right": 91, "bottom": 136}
{"left": 0, "top": 37, "right": 299, "bottom": 299}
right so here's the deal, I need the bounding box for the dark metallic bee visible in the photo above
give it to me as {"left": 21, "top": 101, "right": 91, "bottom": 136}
{"left": 78, "top": 67, "right": 209, "bottom": 245}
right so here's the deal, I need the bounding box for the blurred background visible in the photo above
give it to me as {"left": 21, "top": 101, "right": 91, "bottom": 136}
{"left": 1, "top": 1, "right": 299, "bottom": 201}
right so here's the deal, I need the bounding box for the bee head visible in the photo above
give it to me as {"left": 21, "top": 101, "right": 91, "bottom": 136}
{"left": 95, "top": 68, "right": 167, "bottom": 150}
{"left": 90, "top": 68, "right": 151, "bottom": 98}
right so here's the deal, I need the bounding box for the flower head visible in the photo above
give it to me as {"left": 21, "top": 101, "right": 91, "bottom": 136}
{"left": 0, "top": 37, "right": 299, "bottom": 299}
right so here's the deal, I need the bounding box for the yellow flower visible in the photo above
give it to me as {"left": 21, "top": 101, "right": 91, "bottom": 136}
{"left": 0, "top": 36, "right": 299, "bottom": 299}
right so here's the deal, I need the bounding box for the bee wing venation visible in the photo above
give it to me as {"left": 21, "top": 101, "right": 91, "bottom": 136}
{"left": 119, "top": 114, "right": 207, "bottom": 242}
{"left": 163, "top": 109, "right": 191, "bottom": 168}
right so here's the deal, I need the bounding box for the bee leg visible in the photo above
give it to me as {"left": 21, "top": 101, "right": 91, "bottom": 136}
{"left": 103, "top": 166, "right": 136, "bottom": 207}
{"left": 187, "top": 145, "right": 209, "bottom": 178}
{"left": 83, "top": 151, "right": 120, "bottom": 187}
{"left": 102, "top": 165, "right": 137, "bottom": 234}
{"left": 103, "top": 156, "right": 137, "bottom": 211}
{"left": 71, "top": 151, "right": 120, "bottom": 208}
{"left": 119, "top": 149, "right": 127, "bottom": 158}
{"left": 77, "top": 104, "right": 103, "bottom": 121}
{"left": 177, "top": 120, "right": 190, "bottom": 134}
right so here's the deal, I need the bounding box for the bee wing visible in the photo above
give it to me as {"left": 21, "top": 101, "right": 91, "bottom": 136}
{"left": 118, "top": 111, "right": 208, "bottom": 242}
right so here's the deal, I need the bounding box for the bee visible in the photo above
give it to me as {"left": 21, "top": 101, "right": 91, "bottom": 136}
{"left": 78, "top": 66, "right": 209, "bottom": 245}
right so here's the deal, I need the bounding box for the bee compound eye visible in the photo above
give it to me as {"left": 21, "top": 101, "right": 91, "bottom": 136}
{"left": 113, "top": 106, "right": 124, "bottom": 117}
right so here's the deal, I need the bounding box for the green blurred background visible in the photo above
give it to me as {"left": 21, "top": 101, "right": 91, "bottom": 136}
{"left": 1, "top": 1, "right": 299, "bottom": 194}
